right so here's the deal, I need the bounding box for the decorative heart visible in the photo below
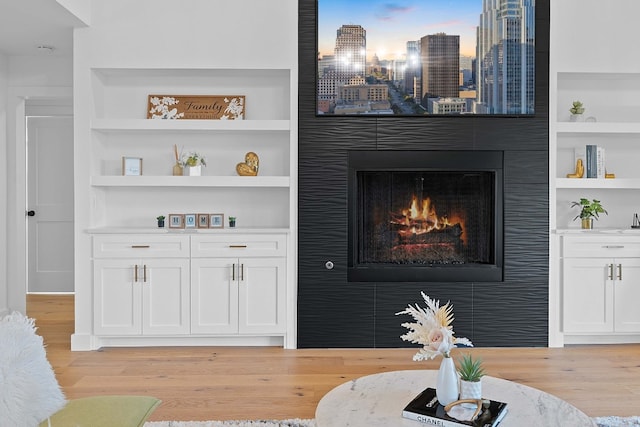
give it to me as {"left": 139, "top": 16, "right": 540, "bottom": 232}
{"left": 236, "top": 151, "right": 259, "bottom": 176}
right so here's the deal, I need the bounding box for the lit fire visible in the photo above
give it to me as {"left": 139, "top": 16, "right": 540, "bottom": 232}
{"left": 391, "top": 196, "right": 465, "bottom": 242}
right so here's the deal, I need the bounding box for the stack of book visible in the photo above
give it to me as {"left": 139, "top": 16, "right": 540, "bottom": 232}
{"left": 402, "top": 387, "right": 508, "bottom": 426}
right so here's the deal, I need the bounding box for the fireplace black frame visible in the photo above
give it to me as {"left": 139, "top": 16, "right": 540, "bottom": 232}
{"left": 347, "top": 150, "right": 504, "bottom": 283}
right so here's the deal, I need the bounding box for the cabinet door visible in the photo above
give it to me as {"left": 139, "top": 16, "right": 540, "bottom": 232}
{"left": 562, "top": 258, "right": 614, "bottom": 333}
{"left": 238, "top": 257, "right": 286, "bottom": 334}
{"left": 614, "top": 259, "right": 640, "bottom": 333}
{"left": 191, "top": 258, "right": 238, "bottom": 334}
{"left": 94, "top": 259, "right": 141, "bottom": 335}
{"left": 142, "top": 258, "right": 190, "bottom": 335}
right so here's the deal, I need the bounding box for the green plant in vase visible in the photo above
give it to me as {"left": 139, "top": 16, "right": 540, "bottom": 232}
{"left": 457, "top": 353, "right": 485, "bottom": 405}
{"left": 571, "top": 198, "right": 607, "bottom": 229}
{"left": 569, "top": 101, "right": 585, "bottom": 121}
{"left": 457, "top": 353, "right": 485, "bottom": 382}
{"left": 181, "top": 152, "right": 206, "bottom": 176}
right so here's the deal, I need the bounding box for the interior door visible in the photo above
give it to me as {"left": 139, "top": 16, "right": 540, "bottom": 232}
{"left": 27, "top": 116, "right": 74, "bottom": 292}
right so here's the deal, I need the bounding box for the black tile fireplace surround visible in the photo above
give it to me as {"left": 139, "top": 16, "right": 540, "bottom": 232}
{"left": 297, "top": 0, "right": 550, "bottom": 349}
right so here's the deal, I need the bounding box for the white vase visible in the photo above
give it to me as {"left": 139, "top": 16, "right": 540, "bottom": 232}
{"left": 459, "top": 379, "right": 482, "bottom": 408}
{"left": 436, "top": 356, "right": 459, "bottom": 406}
{"left": 183, "top": 165, "right": 201, "bottom": 176}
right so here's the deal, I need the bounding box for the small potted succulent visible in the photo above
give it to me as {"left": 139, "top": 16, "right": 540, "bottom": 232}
{"left": 571, "top": 198, "right": 607, "bottom": 229}
{"left": 156, "top": 215, "right": 166, "bottom": 228}
{"left": 228, "top": 216, "right": 237, "bottom": 228}
{"left": 569, "top": 101, "right": 585, "bottom": 122}
{"left": 181, "top": 152, "right": 207, "bottom": 176}
{"left": 457, "top": 353, "right": 485, "bottom": 405}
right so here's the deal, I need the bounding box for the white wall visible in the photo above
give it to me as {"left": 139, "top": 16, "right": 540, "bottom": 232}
{"left": 5, "top": 55, "right": 72, "bottom": 314}
{"left": 552, "top": 0, "right": 640, "bottom": 73}
{"left": 0, "top": 53, "right": 8, "bottom": 315}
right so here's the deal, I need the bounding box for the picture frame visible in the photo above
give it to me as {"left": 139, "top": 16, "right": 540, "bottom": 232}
{"left": 122, "top": 157, "right": 143, "bottom": 176}
{"left": 184, "top": 214, "right": 197, "bottom": 229}
{"left": 168, "top": 214, "right": 185, "bottom": 229}
{"left": 197, "top": 214, "right": 209, "bottom": 228}
{"left": 209, "top": 213, "right": 224, "bottom": 229}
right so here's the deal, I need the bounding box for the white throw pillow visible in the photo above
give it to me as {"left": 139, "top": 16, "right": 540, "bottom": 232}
{"left": 0, "top": 311, "right": 66, "bottom": 426}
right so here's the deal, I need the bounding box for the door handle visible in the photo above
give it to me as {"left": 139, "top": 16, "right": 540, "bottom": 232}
{"left": 26, "top": 210, "right": 35, "bottom": 217}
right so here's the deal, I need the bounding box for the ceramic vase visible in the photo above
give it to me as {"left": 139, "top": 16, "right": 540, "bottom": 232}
{"left": 459, "top": 379, "right": 482, "bottom": 408}
{"left": 436, "top": 356, "right": 459, "bottom": 406}
{"left": 183, "top": 165, "right": 202, "bottom": 176}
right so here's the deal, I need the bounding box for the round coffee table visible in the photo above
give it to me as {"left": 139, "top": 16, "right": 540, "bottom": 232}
{"left": 315, "top": 370, "right": 595, "bottom": 427}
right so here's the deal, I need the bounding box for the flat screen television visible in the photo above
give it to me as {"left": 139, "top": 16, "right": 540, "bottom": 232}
{"left": 317, "top": 0, "right": 536, "bottom": 116}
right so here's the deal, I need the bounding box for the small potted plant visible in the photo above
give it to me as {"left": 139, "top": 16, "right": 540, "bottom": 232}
{"left": 571, "top": 198, "right": 607, "bottom": 229}
{"left": 181, "top": 152, "right": 207, "bottom": 176}
{"left": 228, "top": 216, "right": 237, "bottom": 228}
{"left": 457, "top": 353, "right": 485, "bottom": 405}
{"left": 569, "top": 101, "right": 585, "bottom": 122}
{"left": 156, "top": 215, "right": 165, "bottom": 228}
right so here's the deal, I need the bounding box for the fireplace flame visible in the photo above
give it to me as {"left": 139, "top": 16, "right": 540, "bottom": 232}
{"left": 392, "top": 196, "right": 465, "bottom": 243}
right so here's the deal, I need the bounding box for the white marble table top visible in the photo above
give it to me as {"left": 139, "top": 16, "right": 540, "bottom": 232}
{"left": 315, "top": 370, "right": 595, "bottom": 427}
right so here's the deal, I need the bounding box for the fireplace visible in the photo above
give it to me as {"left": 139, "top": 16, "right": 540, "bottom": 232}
{"left": 348, "top": 150, "right": 503, "bottom": 282}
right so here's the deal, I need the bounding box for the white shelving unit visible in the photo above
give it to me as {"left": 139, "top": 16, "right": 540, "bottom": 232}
{"left": 72, "top": 66, "right": 297, "bottom": 350}
{"left": 550, "top": 1, "right": 640, "bottom": 346}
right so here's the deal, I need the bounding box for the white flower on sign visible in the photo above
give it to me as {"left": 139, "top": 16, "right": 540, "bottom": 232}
{"left": 221, "top": 97, "right": 244, "bottom": 120}
{"left": 149, "top": 96, "right": 185, "bottom": 120}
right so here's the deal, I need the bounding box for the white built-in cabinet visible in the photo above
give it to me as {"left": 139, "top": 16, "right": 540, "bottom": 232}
{"left": 90, "top": 232, "right": 288, "bottom": 347}
{"left": 549, "top": 1, "right": 640, "bottom": 347}
{"left": 561, "top": 235, "right": 640, "bottom": 343}
{"left": 190, "top": 234, "right": 286, "bottom": 335}
{"left": 73, "top": 66, "right": 296, "bottom": 350}
{"left": 93, "top": 235, "right": 191, "bottom": 336}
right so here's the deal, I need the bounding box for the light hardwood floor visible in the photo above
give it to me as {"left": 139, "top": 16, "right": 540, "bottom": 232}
{"left": 27, "top": 294, "right": 640, "bottom": 421}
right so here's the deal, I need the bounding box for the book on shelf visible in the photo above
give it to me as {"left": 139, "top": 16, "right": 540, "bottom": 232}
{"left": 585, "top": 144, "right": 606, "bottom": 178}
{"left": 402, "top": 387, "right": 508, "bottom": 427}
{"left": 596, "top": 146, "right": 605, "bottom": 179}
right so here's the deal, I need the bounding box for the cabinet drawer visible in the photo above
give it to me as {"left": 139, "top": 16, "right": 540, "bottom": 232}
{"left": 562, "top": 236, "right": 640, "bottom": 258}
{"left": 93, "top": 235, "right": 190, "bottom": 258}
{"left": 191, "top": 234, "right": 286, "bottom": 257}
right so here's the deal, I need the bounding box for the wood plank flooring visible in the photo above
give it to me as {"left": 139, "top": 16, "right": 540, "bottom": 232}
{"left": 26, "top": 294, "right": 640, "bottom": 421}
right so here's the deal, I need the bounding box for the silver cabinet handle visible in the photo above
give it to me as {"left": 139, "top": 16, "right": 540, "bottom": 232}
{"left": 608, "top": 264, "right": 614, "bottom": 280}
{"left": 143, "top": 264, "right": 147, "bottom": 283}
{"left": 617, "top": 264, "right": 623, "bottom": 281}
{"left": 131, "top": 245, "right": 150, "bottom": 249}
{"left": 602, "top": 245, "right": 624, "bottom": 249}
{"left": 134, "top": 264, "right": 139, "bottom": 282}
{"left": 232, "top": 263, "right": 236, "bottom": 281}
{"left": 240, "top": 264, "right": 244, "bottom": 281}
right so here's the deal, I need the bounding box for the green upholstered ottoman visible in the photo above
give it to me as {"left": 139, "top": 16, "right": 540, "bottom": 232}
{"left": 39, "top": 395, "right": 161, "bottom": 427}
